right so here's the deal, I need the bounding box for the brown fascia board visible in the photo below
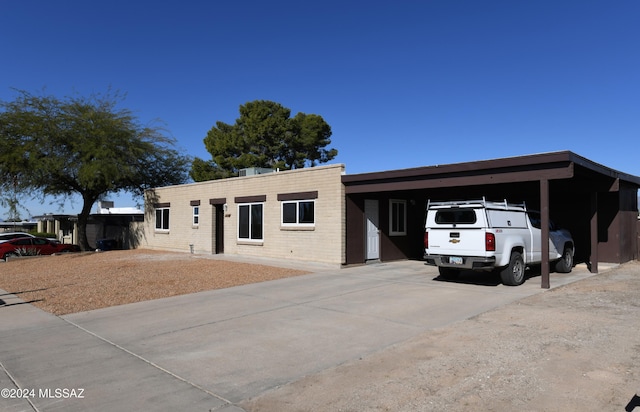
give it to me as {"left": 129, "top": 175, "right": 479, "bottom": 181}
{"left": 344, "top": 167, "right": 573, "bottom": 194}
{"left": 342, "top": 151, "right": 574, "bottom": 193}
{"left": 568, "top": 152, "right": 640, "bottom": 185}
{"left": 342, "top": 151, "right": 572, "bottom": 182}
{"left": 342, "top": 151, "right": 640, "bottom": 189}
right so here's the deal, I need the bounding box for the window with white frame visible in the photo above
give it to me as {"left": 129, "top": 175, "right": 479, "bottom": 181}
{"left": 281, "top": 200, "right": 315, "bottom": 226}
{"left": 389, "top": 199, "right": 406, "bottom": 236}
{"left": 238, "top": 203, "right": 263, "bottom": 241}
{"left": 192, "top": 206, "right": 200, "bottom": 226}
{"left": 155, "top": 206, "right": 170, "bottom": 231}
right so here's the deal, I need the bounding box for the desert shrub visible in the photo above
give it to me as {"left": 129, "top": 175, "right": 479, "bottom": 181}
{"left": 14, "top": 247, "right": 41, "bottom": 256}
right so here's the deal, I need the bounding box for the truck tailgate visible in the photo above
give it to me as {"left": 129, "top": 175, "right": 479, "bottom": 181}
{"left": 427, "top": 228, "right": 488, "bottom": 256}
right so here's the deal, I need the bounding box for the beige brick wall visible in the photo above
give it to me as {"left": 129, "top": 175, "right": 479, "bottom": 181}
{"left": 139, "top": 164, "right": 346, "bottom": 265}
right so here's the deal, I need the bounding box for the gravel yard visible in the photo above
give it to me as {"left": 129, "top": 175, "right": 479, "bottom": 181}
{"left": 0, "top": 249, "right": 309, "bottom": 315}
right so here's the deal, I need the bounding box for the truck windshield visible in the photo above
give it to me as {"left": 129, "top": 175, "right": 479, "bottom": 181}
{"left": 435, "top": 209, "right": 477, "bottom": 224}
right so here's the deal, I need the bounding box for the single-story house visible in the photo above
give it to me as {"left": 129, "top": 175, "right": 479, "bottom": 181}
{"left": 33, "top": 214, "right": 78, "bottom": 244}
{"left": 140, "top": 151, "right": 640, "bottom": 285}
{"left": 33, "top": 202, "right": 143, "bottom": 248}
{"left": 0, "top": 220, "right": 37, "bottom": 232}
{"left": 140, "top": 164, "right": 346, "bottom": 265}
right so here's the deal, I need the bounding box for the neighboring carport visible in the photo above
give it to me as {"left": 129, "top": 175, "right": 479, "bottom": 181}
{"left": 342, "top": 151, "right": 640, "bottom": 288}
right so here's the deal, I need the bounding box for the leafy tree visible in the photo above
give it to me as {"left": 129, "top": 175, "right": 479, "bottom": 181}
{"left": 0, "top": 90, "right": 191, "bottom": 250}
{"left": 191, "top": 100, "right": 337, "bottom": 181}
{"left": 0, "top": 188, "right": 24, "bottom": 222}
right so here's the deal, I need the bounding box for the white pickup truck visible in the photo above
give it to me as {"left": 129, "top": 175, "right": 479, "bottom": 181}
{"left": 423, "top": 199, "right": 575, "bottom": 286}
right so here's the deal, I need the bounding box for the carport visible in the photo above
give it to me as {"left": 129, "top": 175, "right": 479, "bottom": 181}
{"left": 342, "top": 151, "right": 640, "bottom": 288}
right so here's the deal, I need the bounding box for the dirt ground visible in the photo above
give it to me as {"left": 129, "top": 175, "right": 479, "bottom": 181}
{"left": 1, "top": 250, "right": 639, "bottom": 411}
{"left": 0, "top": 249, "right": 309, "bottom": 315}
{"left": 242, "top": 261, "right": 640, "bottom": 412}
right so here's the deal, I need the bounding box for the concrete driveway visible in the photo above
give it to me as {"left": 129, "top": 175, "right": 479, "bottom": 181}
{"left": 0, "top": 259, "right": 597, "bottom": 411}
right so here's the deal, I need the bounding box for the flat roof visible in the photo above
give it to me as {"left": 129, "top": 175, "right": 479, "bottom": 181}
{"left": 342, "top": 151, "right": 640, "bottom": 194}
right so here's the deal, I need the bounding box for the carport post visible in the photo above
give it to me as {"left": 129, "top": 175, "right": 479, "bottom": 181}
{"left": 590, "top": 192, "right": 599, "bottom": 273}
{"left": 540, "top": 179, "right": 550, "bottom": 289}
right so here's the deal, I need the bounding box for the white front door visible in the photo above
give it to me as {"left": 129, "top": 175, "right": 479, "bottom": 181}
{"left": 365, "top": 199, "right": 380, "bottom": 260}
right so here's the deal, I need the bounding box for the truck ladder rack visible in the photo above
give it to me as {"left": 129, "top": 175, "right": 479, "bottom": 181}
{"left": 427, "top": 197, "right": 526, "bottom": 211}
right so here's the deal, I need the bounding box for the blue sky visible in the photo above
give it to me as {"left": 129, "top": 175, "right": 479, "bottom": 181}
{"left": 1, "top": 0, "right": 638, "bottom": 218}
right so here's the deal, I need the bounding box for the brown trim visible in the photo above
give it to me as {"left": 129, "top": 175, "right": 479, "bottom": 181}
{"left": 342, "top": 151, "right": 640, "bottom": 189}
{"left": 277, "top": 191, "right": 319, "bottom": 201}
{"left": 344, "top": 166, "right": 573, "bottom": 194}
{"left": 342, "top": 152, "right": 575, "bottom": 183}
{"left": 209, "top": 198, "right": 226, "bottom": 205}
{"left": 190, "top": 200, "right": 201, "bottom": 206}
{"left": 154, "top": 202, "right": 170, "bottom": 208}
{"left": 235, "top": 195, "right": 266, "bottom": 203}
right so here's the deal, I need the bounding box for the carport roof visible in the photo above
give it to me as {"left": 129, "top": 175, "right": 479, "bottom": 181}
{"left": 342, "top": 151, "right": 640, "bottom": 194}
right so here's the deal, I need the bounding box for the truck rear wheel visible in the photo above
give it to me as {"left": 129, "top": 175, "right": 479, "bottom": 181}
{"left": 500, "top": 251, "right": 525, "bottom": 286}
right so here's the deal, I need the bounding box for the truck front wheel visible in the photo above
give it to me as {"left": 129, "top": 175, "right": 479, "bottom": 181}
{"left": 500, "top": 251, "right": 525, "bottom": 286}
{"left": 554, "top": 246, "right": 573, "bottom": 273}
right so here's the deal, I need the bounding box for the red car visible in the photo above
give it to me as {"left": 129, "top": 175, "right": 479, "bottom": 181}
{"left": 0, "top": 237, "right": 80, "bottom": 260}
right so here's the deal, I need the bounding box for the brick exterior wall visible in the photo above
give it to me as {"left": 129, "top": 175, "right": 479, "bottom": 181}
{"left": 139, "top": 164, "right": 346, "bottom": 265}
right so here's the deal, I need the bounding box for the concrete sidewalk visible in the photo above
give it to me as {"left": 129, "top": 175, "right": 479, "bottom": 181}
{"left": 0, "top": 261, "right": 603, "bottom": 411}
